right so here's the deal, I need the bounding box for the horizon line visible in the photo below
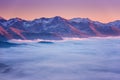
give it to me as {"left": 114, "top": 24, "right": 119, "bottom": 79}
{"left": 0, "top": 16, "right": 120, "bottom": 24}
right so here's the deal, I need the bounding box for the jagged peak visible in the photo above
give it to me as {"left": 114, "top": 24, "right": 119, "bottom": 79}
{"left": 53, "top": 16, "right": 62, "bottom": 19}
{"left": 1, "top": 16, "right": 120, "bottom": 26}
{"left": 8, "top": 17, "right": 26, "bottom": 22}
{"left": 107, "top": 20, "right": 120, "bottom": 27}
{"left": 33, "top": 16, "right": 63, "bottom": 21}
{"left": 0, "top": 16, "right": 6, "bottom": 20}
{"left": 109, "top": 20, "right": 120, "bottom": 23}
{"left": 70, "top": 17, "right": 92, "bottom": 23}
{"left": 34, "top": 17, "right": 51, "bottom": 21}
{"left": 51, "top": 16, "right": 68, "bottom": 22}
{"left": 33, "top": 17, "right": 54, "bottom": 24}
{"left": 33, "top": 16, "right": 67, "bottom": 23}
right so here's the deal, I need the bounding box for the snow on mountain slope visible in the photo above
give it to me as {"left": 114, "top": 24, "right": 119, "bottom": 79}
{"left": 0, "top": 16, "right": 120, "bottom": 41}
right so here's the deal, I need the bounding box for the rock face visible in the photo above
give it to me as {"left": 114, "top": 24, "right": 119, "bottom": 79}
{"left": 0, "top": 16, "right": 120, "bottom": 41}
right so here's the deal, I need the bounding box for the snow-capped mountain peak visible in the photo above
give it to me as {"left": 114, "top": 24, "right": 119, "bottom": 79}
{"left": 70, "top": 18, "right": 91, "bottom": 23}
{"left": 33, "top": 17, "right": 53, "bottom": 24}
{"left": 52, "top": 16, "right": 67, "bottom": 21}
{"left": 0, "top": 16, "right": 120, "bottom": 41}
{"left": 108, "top": 20, "right": 120, "bottom": 27}
{"left": 0, "top": 16, "right": 4, "bottom": 19}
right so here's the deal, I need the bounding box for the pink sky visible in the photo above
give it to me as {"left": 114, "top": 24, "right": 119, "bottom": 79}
{"left": 0, "top": 0, "right": 120, "bottom": 22}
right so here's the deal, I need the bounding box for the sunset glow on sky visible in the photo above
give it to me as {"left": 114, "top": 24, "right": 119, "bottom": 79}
{"left": 0, "top": 0, "right": 120, "bottom": 23}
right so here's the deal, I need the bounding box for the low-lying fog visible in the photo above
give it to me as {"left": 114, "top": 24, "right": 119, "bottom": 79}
{"left": 0, "top": 37, "right": 120, "bottom": 80}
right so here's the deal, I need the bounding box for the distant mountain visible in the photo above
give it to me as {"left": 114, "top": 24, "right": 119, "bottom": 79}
{"left": 0, "top": 16, "right": 120, "bottom": 41}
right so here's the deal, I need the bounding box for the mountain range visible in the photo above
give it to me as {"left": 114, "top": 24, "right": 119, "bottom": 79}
{"left": 0, "top": 16, "right": 120, "bottom": 41}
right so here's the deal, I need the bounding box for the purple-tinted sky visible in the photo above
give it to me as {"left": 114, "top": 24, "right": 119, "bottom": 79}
{"left": 0, "top": 0, "right": 120, "bottom": 22}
